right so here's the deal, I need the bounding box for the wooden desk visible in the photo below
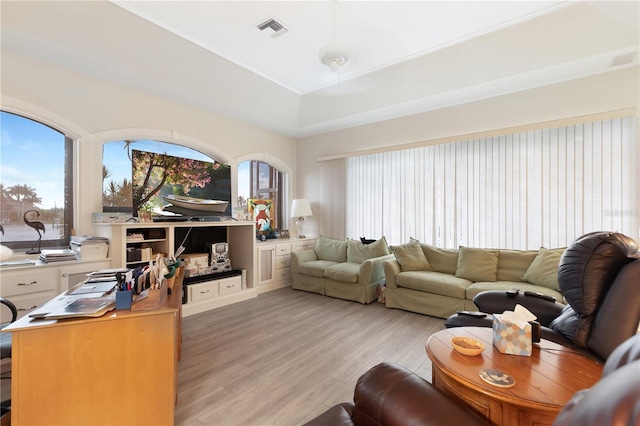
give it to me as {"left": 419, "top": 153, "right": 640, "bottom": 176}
{"left": 4, "top": 276, "right": 183, "bottom": 425}
{"left": 425, "top": 327, "right": 602, "bottom": 426}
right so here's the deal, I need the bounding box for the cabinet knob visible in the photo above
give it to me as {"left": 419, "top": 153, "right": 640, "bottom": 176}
{"left": 17, "top": 281, "right": 37, "bottom": 286}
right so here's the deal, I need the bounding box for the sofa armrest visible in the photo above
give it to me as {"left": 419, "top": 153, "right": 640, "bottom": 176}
{"left": 382, "top": 259, "right": 400, "bottom": 289}
{"left": 358, "top": 254, "right": 395, "bottom": 285}
{"left": 351, "top": 363, "right": 488, "bottom": 426}
{"left": 291, "top": 250, "right": 319, "bottom": 273}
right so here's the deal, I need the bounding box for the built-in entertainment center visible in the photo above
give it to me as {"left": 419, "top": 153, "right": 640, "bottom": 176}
{"left": 94, "top": 221, "right": 256, "bottom": 317}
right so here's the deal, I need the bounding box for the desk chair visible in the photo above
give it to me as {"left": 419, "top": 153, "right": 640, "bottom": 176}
{"left": 0, "top": 297, "right": 17, "bottom": 423}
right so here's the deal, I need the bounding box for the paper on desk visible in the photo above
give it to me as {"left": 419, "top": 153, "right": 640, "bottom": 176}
{"left": 501, "top": 304, "right": 537, "bottom": 328}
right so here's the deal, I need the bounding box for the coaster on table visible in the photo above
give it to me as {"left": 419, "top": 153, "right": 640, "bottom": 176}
{"left": 479, "top": 369, "right": 516, "bottom": 388}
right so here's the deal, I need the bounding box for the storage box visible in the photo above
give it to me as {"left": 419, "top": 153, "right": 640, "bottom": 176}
{"left": 492, "top": 314, "right": 533, "bottom": 356}
{"left": 127, "top": 247, "right": 141, "bottom": 262}
{"left": 181, "top": 253, "right": 209, "bottom": 277}
{"left": 70, "top": 242, "right": 109, "bottom": 260}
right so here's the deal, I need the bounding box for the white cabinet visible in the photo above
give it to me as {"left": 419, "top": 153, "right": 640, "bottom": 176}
{"left": 256, "top": 238, "right": 315, "bottom": 293}
{"left": 257, "top": 244, "right": 276, "bottom": 286}
{"left": 0, "top": 259, "right": 111, "bottom": 322}
{"left": 94, "top": 221, "right": 256, "bottom": 317}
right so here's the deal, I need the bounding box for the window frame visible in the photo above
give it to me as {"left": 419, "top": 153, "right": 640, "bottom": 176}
{"left": 0, "top": 110, "right": 75, "bottom": 251}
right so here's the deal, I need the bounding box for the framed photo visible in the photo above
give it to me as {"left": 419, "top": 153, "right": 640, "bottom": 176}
{"left": 280, "top": 230, "right": 289, "bottom": 239}
{"left": 248, "top": 198, "right": 275, "bottom": 236}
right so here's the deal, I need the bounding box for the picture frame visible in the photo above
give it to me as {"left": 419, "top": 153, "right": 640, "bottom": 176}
{"left": 280, "top": 230, "right": 289, "bottom": 239}
{"left": 248, "top": 198, "right": 275, "bottom": 236}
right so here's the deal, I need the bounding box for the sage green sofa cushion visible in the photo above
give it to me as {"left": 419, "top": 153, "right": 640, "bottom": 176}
{"left": 347, "top": 237, "right": 390, "bottom": 264}
{"left": 396, "top": 271, "right": 471, "bottom": 299}
{"left": 315, "top": 236, "right": 347, "bottom": 262}
{"left": 522, "top": 247, "right": 563, "bottom": 291}
{"left": 324, "top": 262, "right": 360, "bottom": 283}
{"left": 455, "top": 246, "right": 499, "bottom": 282}
{"left": 496, "top": 250, "right": 538, "bottom": 281}
{"left": 422, "top": 245, "right": 458, "bottom": 274}
{"left": 298, "top": 260, "right": 339, "bottom": 278}
{"left": 390, "top": 240, "right": 431, "bottom": 272}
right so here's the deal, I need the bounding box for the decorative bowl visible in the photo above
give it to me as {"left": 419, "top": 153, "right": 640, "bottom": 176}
{"left": 451, "top": 336, "right": 485, "bottom": 356}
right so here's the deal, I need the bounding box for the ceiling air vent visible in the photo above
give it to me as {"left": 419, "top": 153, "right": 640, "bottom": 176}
{"left": 257, "top": 17, "right": 288, "bottom": 38}
{"left": 610, "top": 52, "right": 636, "bottom": 67}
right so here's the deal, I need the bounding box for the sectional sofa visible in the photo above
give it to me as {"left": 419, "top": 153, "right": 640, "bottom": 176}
{"left": 383, "top": 240, "right": 564, "bottom": 318}
{"left": 291, "top": 236, "right": 394, "bottom": 304}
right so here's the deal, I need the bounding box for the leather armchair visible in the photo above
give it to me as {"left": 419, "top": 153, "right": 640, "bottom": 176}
{"left": 446, "top": 231, "right": 640, "bottom": 362}
{"left": 304, "top": 362, "right": 488, "bottom": 426}
{"left": 304, "top": 335, "right": 640, "bottom": 426}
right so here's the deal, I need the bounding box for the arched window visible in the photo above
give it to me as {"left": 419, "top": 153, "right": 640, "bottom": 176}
{"left": 0, "top": 111, "right": 73, "bottom": 250}
{"left": 102, "top": 140, "right": 230, "bottom": 216}
{"left": 237, "top": 161, "right": 286, "bottom": 232}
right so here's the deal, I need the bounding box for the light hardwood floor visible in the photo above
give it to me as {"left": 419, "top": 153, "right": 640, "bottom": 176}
{"left": 175, "top": 287, "right": 445, "bottom": 426}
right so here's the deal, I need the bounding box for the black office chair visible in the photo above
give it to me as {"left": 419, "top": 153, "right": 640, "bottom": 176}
{"left": 0, "top": 297, "right": 17, "bottom": 423}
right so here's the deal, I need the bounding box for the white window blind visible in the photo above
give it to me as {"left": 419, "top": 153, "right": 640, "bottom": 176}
{"left": 346, "top": 117, "right": 638, "bottom": 249}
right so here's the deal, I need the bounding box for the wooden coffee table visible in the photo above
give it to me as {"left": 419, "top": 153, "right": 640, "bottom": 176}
{"left": 425, "top": 327, "right": 602, "bottom": 426}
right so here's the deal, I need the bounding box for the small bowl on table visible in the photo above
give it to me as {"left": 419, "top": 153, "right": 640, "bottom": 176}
{"left": 451, "top": 336, "right": 485, "bottom": 356}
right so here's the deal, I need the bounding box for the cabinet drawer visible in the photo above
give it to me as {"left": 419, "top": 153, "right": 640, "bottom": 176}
{"left": 292, "top": 240, "right": 316, "bottom": 251}
{"left": 274, "top": 268, "right": 291, "bottom": 282}
{"left": 275, "top": 244, "right": 291, "bottom": 256}
{"left": 2, "top": 291, "right": 57, "bottom": 322}
{"left": 188, "top": 281, "right": 218, "bottom": 302}
{"left": 218, "top": 276, "right": 242, "bottom": 295}
{"left": 275, "top": 256, "right": 291, "bottom": 269}
{"left": 1, "top": 270, "right": 57, "bottom": 297}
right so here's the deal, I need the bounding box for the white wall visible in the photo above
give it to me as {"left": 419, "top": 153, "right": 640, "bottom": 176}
{"left": 296, "top": 67, "right": 640, "bottom": 239}
{"left": 1, "top": 51, "right": 297, "bottom": 236}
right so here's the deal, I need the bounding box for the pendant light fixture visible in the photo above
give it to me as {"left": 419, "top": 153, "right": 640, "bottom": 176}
{"left": 319, "top": 0, "right": 350, "bottom": 74}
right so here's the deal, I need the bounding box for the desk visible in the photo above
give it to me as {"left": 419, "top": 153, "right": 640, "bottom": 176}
{"left": 3, "top": 275, "right": 182, "bottom": 425}
{"left": 425, "top": 327, "right": 602, "bottom": 426}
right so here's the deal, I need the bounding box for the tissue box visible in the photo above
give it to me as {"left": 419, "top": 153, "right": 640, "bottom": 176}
{"left": 492, "top": 314, "right": 533, "bottom": 356}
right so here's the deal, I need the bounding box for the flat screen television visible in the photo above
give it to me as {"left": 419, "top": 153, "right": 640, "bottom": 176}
{"left": 131, "top": 149, "right": 231, "bottom": 216}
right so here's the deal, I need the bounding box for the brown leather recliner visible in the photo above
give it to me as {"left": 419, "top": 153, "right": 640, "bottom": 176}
{"left": 304, "top": 335, "right": 640, "bottom": 426}
{"left": 304, "top": 362, "right": 488, "bottom": 426}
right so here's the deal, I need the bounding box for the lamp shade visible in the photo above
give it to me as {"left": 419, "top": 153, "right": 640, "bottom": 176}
{"left": 291, "top": 199, "right": 313, "bottom": 218}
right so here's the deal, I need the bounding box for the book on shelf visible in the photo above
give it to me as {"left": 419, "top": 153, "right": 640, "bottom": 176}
{"left": 39, "top": 249, "right": 77, "bottom": 263}
{"left": 0, "top": 259, "right": 36, "bottom": 268}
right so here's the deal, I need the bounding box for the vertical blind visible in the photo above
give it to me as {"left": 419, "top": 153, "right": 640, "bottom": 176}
{"left": 346, "top": 117, "right": 638, "bottom": 249}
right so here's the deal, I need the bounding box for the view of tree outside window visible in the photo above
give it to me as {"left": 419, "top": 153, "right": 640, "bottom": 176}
{"left": 0, "top": 111, "right": 72, "bottom": 250}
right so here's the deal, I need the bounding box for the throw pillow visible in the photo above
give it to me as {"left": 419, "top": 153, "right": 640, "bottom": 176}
{"left": 347, "top": 237, "right": 390, "bottom": 264}
{"left": 315, "top": 236, "right": 347, "bottom": 262}
{"left": 522, "top": 247, "right": 562, "bottom": 290}
{"left": 455, "top": 246, "right": 499, "bottom": 282}
{"left": 391, "top": 241, "right": 431, "bottom": 272}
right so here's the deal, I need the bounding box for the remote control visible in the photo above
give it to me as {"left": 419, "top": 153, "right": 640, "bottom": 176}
{"left": 457, "top": 311, "right": 487, "bottom": 318}
{"left": 524, "top": 291, "right": 556, "bottom": 302}
{"left": 506, "top": 288, "right": 519, "bottom": 297}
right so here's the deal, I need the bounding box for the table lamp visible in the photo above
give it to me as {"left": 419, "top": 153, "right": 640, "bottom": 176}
{"left": 291, "top": 199, "right": 313, "bottom": 238}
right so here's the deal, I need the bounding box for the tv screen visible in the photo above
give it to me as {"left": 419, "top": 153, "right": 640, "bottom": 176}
{"left": 132, "top": 149, "right": 231, "bottom": 216}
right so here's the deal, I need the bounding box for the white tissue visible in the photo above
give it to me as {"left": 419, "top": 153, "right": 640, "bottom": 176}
{"left": 501, "top": 304, "right": 537, "bottom": 328}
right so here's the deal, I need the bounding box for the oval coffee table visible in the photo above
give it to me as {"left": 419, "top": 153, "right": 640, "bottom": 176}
{"left": 425, "top": 327, "right": 602, "bottom": 426}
